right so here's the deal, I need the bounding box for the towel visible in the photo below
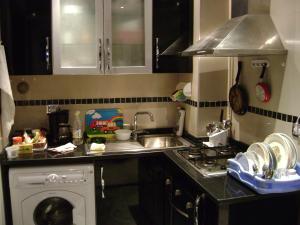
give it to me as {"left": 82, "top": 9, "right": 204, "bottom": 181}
{"left": 48, "top": 142, "right": 77, "bottom": 153}
{"left": 0, "top": 44, "right": 15, "bottom": 148}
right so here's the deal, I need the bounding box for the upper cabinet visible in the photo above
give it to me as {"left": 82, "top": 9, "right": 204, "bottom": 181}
{"left": 0, "top": 0, "right": 192, "bottom": 75}
{"left": 52, "top": 0, "right": 152, "bottom": 75}
{"left": 0, "top": 0, "right": 52, "bottom": 75}
{"left": 153, "top": 0, "right": 193, "bottom": 73}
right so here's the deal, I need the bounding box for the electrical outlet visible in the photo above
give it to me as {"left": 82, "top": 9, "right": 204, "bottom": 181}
{"left": 46, "top": 105, "right": 60, "bottom": 114}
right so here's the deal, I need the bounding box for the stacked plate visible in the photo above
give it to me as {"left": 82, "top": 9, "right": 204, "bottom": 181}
{"left": 234, "top": 133, "right": 298, "bottom": 179}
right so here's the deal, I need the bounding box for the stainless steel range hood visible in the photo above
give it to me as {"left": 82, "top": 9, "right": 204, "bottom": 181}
{"left": 182, "top": 14, "right": 287, "bottom": 57}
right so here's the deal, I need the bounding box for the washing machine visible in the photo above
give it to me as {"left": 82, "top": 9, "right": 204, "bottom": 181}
{"left": 9, "top": 164, "right": 96, "bottom": 225}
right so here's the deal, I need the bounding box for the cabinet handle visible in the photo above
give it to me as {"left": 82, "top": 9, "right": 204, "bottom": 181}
{"left": 99, "top": 38, "right": 103, "bottom": 72}
{"left": 101, "top": 167, "right": 105, "bottom": 199}
{"left": 155, "top": 37, "right": 160, "bottom": 69}
{"left": 170, "top": 202, "right": 189, "bottom": 219}
{"left": 45, "top": 37, "right": 50, "bottom": 71}
{"left": 194, "top": 194, "right": 205, "bottom": 225}
{"left": 105, "top": 38, "right": 111, "bottom": 72}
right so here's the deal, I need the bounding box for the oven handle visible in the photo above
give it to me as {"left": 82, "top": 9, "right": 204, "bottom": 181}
{"left": 170, "top": 201, "right": 190, "bottom": 219}
{"left": 194, "top": 193, "right": 205, "bottom": 225}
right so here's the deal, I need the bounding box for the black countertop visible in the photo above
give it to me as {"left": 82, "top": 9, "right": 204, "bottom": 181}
{"left": 164, "top": 150, "right": 300, "bottom": 205}
{"left": 0, "top": 144, "right": 164, "bottom": 167}
{"left": 2, "top": 138, "right": 298, "bottom": 206}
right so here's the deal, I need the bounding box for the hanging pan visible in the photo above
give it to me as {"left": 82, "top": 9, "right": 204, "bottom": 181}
{"left": 255, "top": 63, "right": 271, "bottom": 103}
{"left": 229, "top": 61, "right": 249, "bottom": 115}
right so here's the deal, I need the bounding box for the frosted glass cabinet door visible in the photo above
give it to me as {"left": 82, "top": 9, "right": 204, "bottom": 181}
{"left": 52, "top": 0, "right": 103, "bottom": 74}
{"left": 104, "top": 0, "right": 152, "bottom": 74}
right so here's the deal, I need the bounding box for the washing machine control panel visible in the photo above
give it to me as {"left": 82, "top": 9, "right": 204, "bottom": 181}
{"left": 44, "top": 173, "right": 87, "bottom": 185}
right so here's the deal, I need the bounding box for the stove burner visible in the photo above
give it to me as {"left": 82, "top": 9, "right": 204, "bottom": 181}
{"left": 188, "top": 147, "right": 202, "bottom": 155}
{"left": 203, "top": 159, "right": 217, "bottom": 167}
{"left": 176, "top": 145, "right": 238, "bottom": 177}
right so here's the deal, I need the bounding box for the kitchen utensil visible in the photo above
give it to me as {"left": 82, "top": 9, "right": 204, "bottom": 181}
{"left": 255, "top": 63, "right": 271, "bottom": 102}
{"left": 219, "top": 109, "right": 224, "bottom": 123}
{"left": 229, "top": 61, "right": 248, "bottom": 115}
{"left": 114, "top": 129, "right": 132, "bottom": 141}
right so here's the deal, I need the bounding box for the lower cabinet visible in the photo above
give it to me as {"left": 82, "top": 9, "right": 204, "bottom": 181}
{"left": 139, "top": 156, "right": 165, "bottom": 225}
{"left": 95, "top": 158, "right": 156, "bottom": 225}
{"left": 95, "top": 156, "right": 299, "bottom": 225}
{"left": 164, "top": 161, "right": 218, "bottom": 225}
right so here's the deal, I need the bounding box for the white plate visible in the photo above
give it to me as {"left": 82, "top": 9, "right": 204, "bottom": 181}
{"left": 264, "top": 133, "right": 291, "bottom": 170}
{"left": 278, "top": 133, "right": 298, "bottom": 168}
{"left": 247, "top": 142, "right": 276, "bottom": 173}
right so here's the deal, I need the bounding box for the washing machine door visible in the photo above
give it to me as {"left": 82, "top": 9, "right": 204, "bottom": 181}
{"left": 21, "top": 190, "right": 86, "bottom": 225}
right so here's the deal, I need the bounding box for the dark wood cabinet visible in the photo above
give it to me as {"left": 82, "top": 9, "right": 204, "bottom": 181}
{"left": 139, "top": 156, "right": 165, "bottom": 225}
{"left": 0, "top": 0, "right": 52, "bottom": 75}
{"left": 153, "top": 0, "right": 193, "bottom": 73}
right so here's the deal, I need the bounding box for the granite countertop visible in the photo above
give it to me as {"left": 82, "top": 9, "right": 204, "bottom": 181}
{"left": 0, "top": 142, "right": 170, "bottom": 166}
{"left": 3, "top": 136, "right": 294, "bottom": 206}
{"left": 164, "top": 150, "right": 300, "bottom": 205}
{"left": 1, "top": 135, "right": 192, "bottom": 166}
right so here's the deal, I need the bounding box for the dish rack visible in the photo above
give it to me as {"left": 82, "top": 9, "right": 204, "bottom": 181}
{"left": 227, "top": 159, "right": 300, "bottom": 194}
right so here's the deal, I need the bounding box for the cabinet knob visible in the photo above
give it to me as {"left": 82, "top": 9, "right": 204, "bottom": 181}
{"left": 186, "top": 201, "right": 193, "bottom": 209}
{"left": 165, "top": 178, "right": 172, "bottom": 186}
{"left": 174, "top": 189, "right": 182, "bottom": 196}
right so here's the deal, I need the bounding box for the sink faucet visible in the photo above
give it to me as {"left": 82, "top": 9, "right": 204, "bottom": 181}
{"left": 132, "top": 111, "right": 154, "bottom": 140}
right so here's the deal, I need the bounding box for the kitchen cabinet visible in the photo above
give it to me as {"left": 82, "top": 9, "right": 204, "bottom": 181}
{"left": 153, "top": 0, "right": 193, "bottom": 73}
{"left": 95, "top": 158, "right": 153, "bottom": 225}
{"left": 165, "top": 157, "right": 299, "bottom": 225}
{"left": 52, "top": 0, "right": 152, "bottom": 75}
{"left": 139, "top": 156, "right": 165, "bottom": 225}
{"left": 0, "top": 0, "right": 52, "bottom": 75}
{"left": 164, "top": 161, "right": 217, "bottom": 225}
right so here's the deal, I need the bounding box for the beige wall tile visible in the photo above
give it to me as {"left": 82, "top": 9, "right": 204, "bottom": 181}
{"left": 248, "top": 0, "right": 270, "bottom": 14}
{"left": 11, "top": 73, "right": 190, "bottom": 130}
{"left": 11, "top": 74, "right": 183, "bottom": 100}
{"left": 199, "top": 70, "right": 228, "bottom": 101}
{"left": 13, "top": 103, "right": 178, "bottom": 131}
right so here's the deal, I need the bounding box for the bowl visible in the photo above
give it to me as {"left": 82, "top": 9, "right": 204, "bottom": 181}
{"left": 115, "top": 129, "right": 132, "bottom": 141}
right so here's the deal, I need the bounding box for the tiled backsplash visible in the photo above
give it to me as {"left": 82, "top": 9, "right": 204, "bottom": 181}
{"left": 14, "top": 96, "right": 172, "bottom": 106}
{"left": 10, "top": 74, "right": 189, "bottom": 130}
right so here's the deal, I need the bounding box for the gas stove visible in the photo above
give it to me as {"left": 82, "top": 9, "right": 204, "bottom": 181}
{"left": 176, "top": 145, "right": 239, "bottom": 177}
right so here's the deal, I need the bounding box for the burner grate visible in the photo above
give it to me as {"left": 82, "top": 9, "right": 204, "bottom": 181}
{"left": 176, "top": 146, "right": 238, "bottom": 177}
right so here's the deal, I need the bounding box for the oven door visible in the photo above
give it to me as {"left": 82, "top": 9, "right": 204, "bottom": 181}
{"left": 21, "top": 190, "right": 85, "bottom": 225}
{"left": 166, "top": 178, "right": 204, "bottom": 225}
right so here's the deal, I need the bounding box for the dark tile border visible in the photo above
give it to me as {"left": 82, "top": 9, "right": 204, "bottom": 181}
{"left": 14, "top": 96, "right": 173, "bottom": 107}
{"left": 247, "top": 105, "right": 297, "bottom": 124}
{"left": 185, "top": 100, "right": 228, "bottom": 108}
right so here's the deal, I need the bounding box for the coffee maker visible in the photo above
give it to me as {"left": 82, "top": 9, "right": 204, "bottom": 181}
{"left": 47, "top": 110, "right": 71, "bottom": 146}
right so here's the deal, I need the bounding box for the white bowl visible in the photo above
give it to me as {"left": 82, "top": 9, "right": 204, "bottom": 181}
{"left": 6, "top": 145, "right": 19, "bottom": 159}
{"left": 115, "top": 129, "right": 132, "bottom": 141}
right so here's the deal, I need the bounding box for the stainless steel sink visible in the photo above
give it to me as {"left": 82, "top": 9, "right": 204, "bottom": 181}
{"left": 138, "top": 134, "right": 184, "bottom": 148}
